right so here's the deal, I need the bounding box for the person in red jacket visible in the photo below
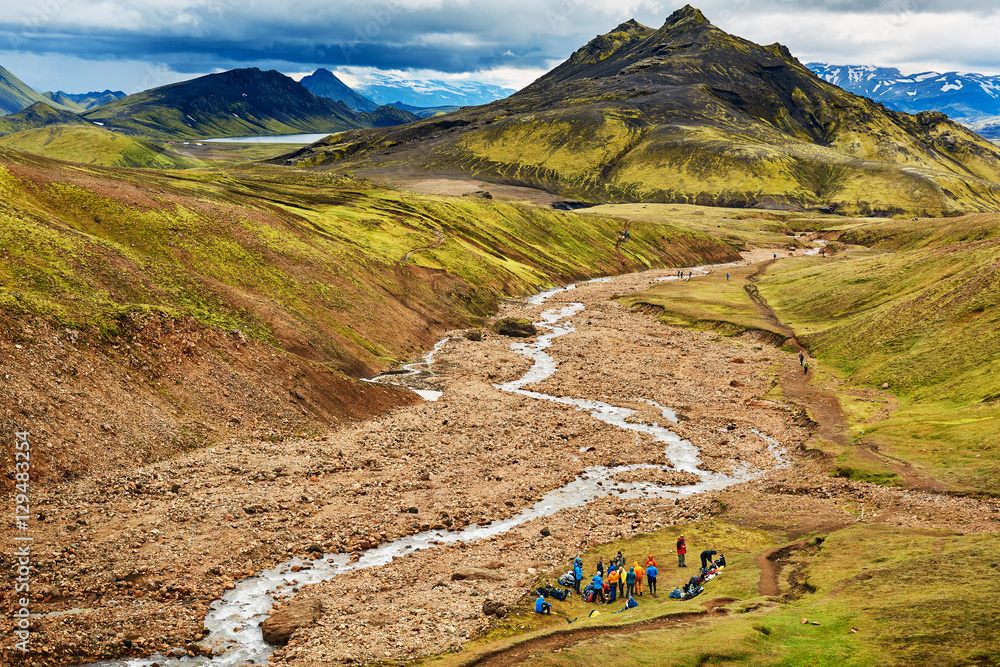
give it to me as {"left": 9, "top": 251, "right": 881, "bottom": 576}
{"left": 677, "top": 535, "right": 687, "bottom": 568}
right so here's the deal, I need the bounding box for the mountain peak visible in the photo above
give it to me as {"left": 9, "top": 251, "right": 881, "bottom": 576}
{"left": 663, "top": 4, "right": 710, "bottom": 29}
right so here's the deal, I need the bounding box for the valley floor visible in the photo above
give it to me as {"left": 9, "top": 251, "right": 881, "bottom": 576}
{"left": 3, "top": 250, "right": 999, "bottom": 667}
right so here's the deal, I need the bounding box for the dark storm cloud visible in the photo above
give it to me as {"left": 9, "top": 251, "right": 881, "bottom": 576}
{"left": 1, "top": 1, "right": 999, "bottom": 93}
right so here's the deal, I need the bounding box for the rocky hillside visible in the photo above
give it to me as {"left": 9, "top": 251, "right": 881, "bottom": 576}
{"left": 0, "top": 147, "right": 736, "bottom": 491}
{"left": 280, "top": 6, "right": 1000, "bottom": 216}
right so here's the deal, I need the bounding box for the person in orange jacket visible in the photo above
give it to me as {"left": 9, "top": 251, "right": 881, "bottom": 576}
{"left": 645, "top": 554, "right": 657, "bottom": 568}
{"left": 633, "top": 561, "right": 645, "bottom": 596}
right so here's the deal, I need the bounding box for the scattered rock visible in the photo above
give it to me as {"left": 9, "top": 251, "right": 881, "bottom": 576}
{"left": 452, "top": 568, "right": 507, "bottom": 582}
{"left": 262, "top": 598, "right": 324, "bottom": 645}
{"left": 482, "top": 600, "right": 507, "bottom": 617}
{"left": 495, "top": 318, "right": 537, "bottom": 338}
{"left": 463, "top": 329, "right": 483, "bottom": 342}
{"left": 540, "top": 527, "right": 551, "bottom": 537}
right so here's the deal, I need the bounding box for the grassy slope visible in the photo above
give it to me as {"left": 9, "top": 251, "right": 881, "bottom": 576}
{"left": 0, "top": 65, "right": 77, "bottom": 115}
{"left": 426, "top": 522, "right": 1000, "bottom": 667}
{"left": 0, "top": 149, "right": 737, "bottom": 379}
{"left": 0, "top": 125, "right": 199, "bottom": 168}
{"left": 758, "top": 217, "right": 1000, "bottom": 495}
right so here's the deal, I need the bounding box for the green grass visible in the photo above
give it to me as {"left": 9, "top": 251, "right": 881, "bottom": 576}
{"left": 0, "top": 125, "right": 199, "bottom": 168}
{"left": 430, "top": 523, "right": 1000, "bottom": 667}
{"left": 753, "top": 217, "right": 1000, "bottom": 494}
{"left": 0, "top": 154, "right": 737, "bottom": 377}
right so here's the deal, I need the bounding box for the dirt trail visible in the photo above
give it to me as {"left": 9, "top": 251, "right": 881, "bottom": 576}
{"left": 459, "top": 609, "right": 728, "bottom": 667}
{"left": 744, "top": 260, "right": 948, "bottom": 493}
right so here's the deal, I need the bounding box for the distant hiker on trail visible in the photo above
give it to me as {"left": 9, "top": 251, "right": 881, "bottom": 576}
{"left": 646, "top": 563, "right": 658, "bottom": 595}
{"left": 700, "top": 549, "right": 718, "bottom": 570}
{"left": 535, "top": 594, "right": 551, "bottom": 614}
{"left": 677, "top": 536, "right": 687, "bottom": 567}
{"left": 799, "top": 352, "right": 804, "bottom": 366}
{"left": 804, "top": 361, "right": 809, "bottom": 375}
{"left": 688, "top": 271, "right": 692, "bottom": 279}
{"left": 773, "top": 253, "right": 777, "bottom": 259}
{"left": 726, "top": 273, "right": 730, "bottom": 281}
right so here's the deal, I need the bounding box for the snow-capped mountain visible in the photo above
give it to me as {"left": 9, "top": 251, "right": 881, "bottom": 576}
{"left": 341, "top": 71, "right": 514, "bottom": 108}
{"left": 808, "top": 63, "right": 1000, "bottom": 137}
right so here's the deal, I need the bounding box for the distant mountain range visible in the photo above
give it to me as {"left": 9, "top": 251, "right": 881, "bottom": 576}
{"left": 347, "top": 71, "right": 514, "bottom": 108}
{"left": 0, "top": 65, "right": 78, "bottom": 115}
{"left": 281, "top": 6, "right": 1000, "bottom": 216}
{"left": 299, "top": 69, "right": 379, "bottom": 112}
{"left": 809, "top": 63, "right": 1000, "bottom": 138}
{"left": 43, "top": 89, "right": 126, "bottom": 112}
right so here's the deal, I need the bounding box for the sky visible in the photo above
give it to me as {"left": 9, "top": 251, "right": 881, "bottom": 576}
{"left": 1, "top": 0, "right": 1000, "bottom": 95}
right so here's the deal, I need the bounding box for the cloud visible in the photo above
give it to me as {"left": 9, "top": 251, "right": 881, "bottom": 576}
{"left": 1, "top": 0, "right": 1000, "bottom": 93}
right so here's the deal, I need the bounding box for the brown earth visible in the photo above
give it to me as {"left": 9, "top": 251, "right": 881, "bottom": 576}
{"left": 2, "top": 258, "right": 999, "bottom": 667}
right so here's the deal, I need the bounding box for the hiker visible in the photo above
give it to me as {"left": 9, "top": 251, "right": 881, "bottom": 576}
{"left": 573, "top": 559, "right": 583, "bottom": 593}
{"left": 618, "top": 563, "right": 626, "bottom": 598}
{"left": 700, "top": 549, "right": 718, "bottom": 570}
{"left": 799, "top": 352, "right": 804, "bottom": 366}
{"left": 625, "top": 567, "right": 636, "bottom": 598}
{"left": 685, "top": 574, "right": 702, "bottom": 595}
{"left": 714, "top": 553, "right": 727, "bottom": 568}
{"left": 612, "top": 551, "right": 625, "bottom": 570}
{"left": 633, "top": 562, "right": 645, "bottom": 596}
{"left": 646, "top": 562, "right": 658, "bottom": 595}
{"left": 688, "top": 271, "right": 692, "bottom": 279}
{"left": 535, "top": 594, "right": 551, "bottom": 614}
{"left": 607, "top": 566, "right": 619, "bottom": 603}
{"left": 726, "top": 272, "right": 730, "bottom": 281}
{"left": 596, "top": 557, "right": 604, "bottom": 578}
{"left": 677, "top": 536, "right": 687, "bottom": 567}
{"left": 645, "top": 554, "right": 657, "bottom": 569}
{"left": 804, "top": 361, "right": 809, "bottom": 375}
{"left": 773, "top": 253, "right": 777, "bottom": 259}
{"left": 592, "top": 573, "right": 606, "bottom": 603}
{"left": 626, "top": 595, "right": 639, "bottom": 609}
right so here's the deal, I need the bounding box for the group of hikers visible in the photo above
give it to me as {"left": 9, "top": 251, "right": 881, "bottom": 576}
{"left": 535, "top": 536, "right": 726, "bottom": 614}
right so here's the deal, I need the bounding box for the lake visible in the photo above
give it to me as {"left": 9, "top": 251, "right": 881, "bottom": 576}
{"left": 203, "top": 133, "right": 331, "bottom": 144}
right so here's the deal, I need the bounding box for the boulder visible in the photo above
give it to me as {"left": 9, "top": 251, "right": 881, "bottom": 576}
{"left": 496, "top": 318, "right": 537, "bottom": 338}
{"left": 451, "top": 568, "right": 507, "bottom": 582}
{"left": 482, "top": 600, "right": 507, "bottom": 617}
{"left": 261, "top": 598, "right": 324, "bottom": 645}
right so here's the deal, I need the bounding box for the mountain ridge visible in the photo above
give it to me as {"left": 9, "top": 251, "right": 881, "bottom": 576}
{"left": 299, "top": 68, "right": 380, "bottom": 112}
{"left": 278, "top": 5, "right": 1000, "bottom": 216}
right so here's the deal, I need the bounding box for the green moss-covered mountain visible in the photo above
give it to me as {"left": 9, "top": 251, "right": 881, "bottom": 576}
{"left": 280, "top": 6, "right": 1000, "bottom": 216}
{"left": 80, "top": 68, "right": 370, "bottom": 141}
{"left": 0, "top": 125, "right": 197, "bottom": 168}
{"left": 0, "top": 65, "right": 77, "bottom": 115}
{"left": 0, "top": 102, "right": 89, "bottom": 134}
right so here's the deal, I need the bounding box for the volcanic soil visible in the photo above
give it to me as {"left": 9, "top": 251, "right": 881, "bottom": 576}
{"left": 3, "top": 253, "right": 999, "bottom": 667}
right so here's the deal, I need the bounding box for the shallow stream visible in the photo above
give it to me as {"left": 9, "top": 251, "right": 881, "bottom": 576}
{"left": 90, "top": 269, "right": 788, "bottom": 667}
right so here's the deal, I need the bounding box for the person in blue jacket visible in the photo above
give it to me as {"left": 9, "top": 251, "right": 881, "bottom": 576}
{"left": 625, "top": 567, "right": 636, "bottom": 598}
{"left": 646, "top": 563, "right": 658, "bottom": 596}
{"left": 626, "top": 595, "right": 638, "bottom": 609}
{"left": 535, "top": 594, "right": 551, "bottom": 614}
{"left": 591, "top": 573, "right": 606, "bottom": 603}
{"left": 573, "top": 559, "right": 583, "bottom": 593}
